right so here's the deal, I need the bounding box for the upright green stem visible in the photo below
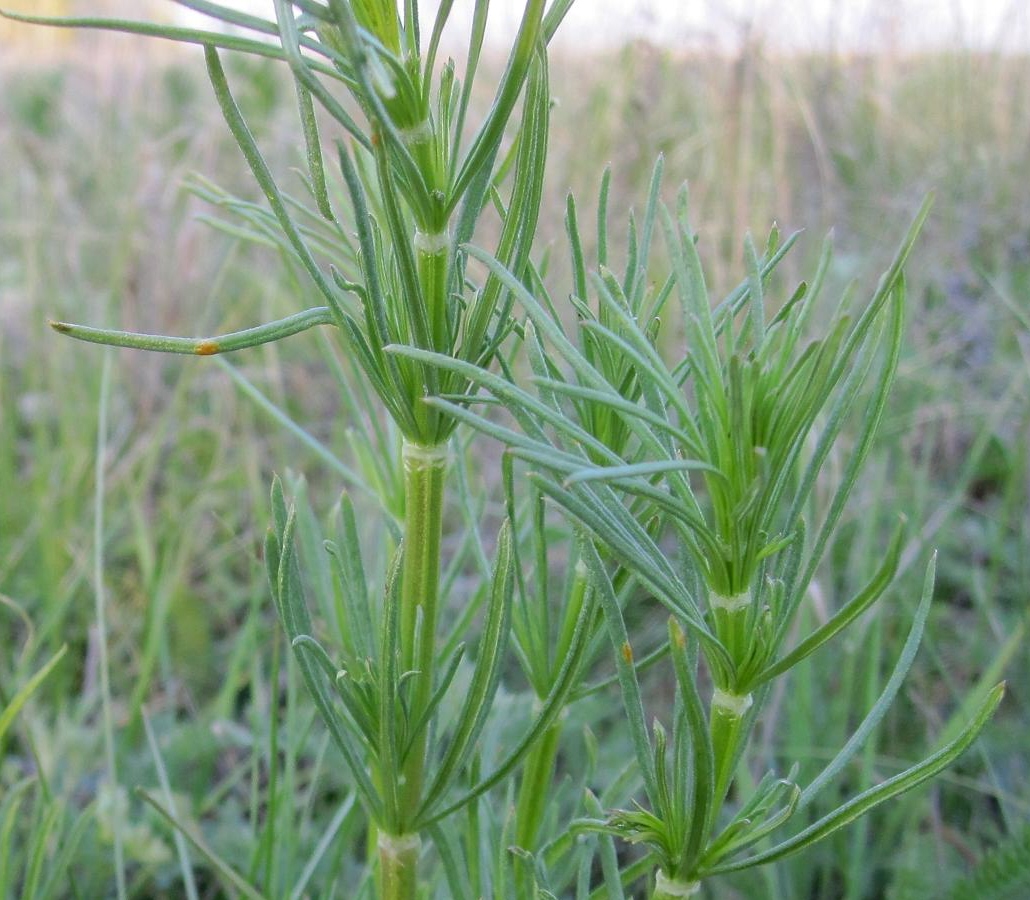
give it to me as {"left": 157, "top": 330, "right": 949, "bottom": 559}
{"left": 709, "top": 589, "right": 755, "bottom": 808}
{"left": 378, "top": 832, "right": 421, "bottom": 900}
{"left": 512, "top": 716, "right": 563, "bottom": 898}
{"left": 710, "top": 589, "right": 750, "bottom": 669}
{"left": 399, "top": 440, "right": 447, "bottom": 818}
{"left": 515, "top": 564, "right": 589, "bottom": 851}
{"left": 415, "top": 232, "right": 450, "bottom": 352}
{"left": 709, "top": 687, "right": 753, "bottom": 808}
{"left": 514, "top": 717, "right": 563, "bottom": 850}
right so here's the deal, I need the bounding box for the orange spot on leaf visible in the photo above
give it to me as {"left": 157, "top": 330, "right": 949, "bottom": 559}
{"left": 621, "top": 641, "right": 633, "bottom": 664}
{"left": 195, "top": 340, "right": 220, "bottom": 356}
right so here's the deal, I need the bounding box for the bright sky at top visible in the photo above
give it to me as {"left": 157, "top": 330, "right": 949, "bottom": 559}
{"left": 434, "top": 0, "right": 1029, "bottom": 53}
{"left": 182, "top": 1, "right": 1030, "bottom": 53}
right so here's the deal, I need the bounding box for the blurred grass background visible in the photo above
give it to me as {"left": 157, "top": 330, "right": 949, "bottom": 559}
{"left": 1, "top": 9, "right": 1028, "bottom": 899}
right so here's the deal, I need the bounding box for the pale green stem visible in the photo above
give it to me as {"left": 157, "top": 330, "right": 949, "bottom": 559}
{"left": 378, "top": 832, "right": 421, "bottom": 900}
{"left": 514, "top": 717, "right": 563, "bottom": 850}
{"left": 398, "top": 440, "right": 447, "bottom": 820}
{"left": 513, "top": 716, "right": 563, "bottom": 900}
{"left": 401, "top": 119, "right": 438, "bottom": 192}
{"left": 415, "top": 232, "right": 450, "bottom": 351}
{"left": 708, "top": 589, "right": 754, "bottom": 806}
{"left": 515, "top": 564, "right": 589, "bottom": 851}
{"left": 710, "top": 687, "right": 754, "bottom": 809}
{"left": 710, "top": 589, "right": 750, "bottom": 667}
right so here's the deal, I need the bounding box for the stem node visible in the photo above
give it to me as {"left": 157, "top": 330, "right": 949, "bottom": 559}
{"left": 653, "top": 871, "right": 701, "bottom": 899}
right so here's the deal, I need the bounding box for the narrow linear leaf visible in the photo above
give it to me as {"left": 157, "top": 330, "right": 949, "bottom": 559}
{"left": 418, "top": 574, "right": 596, "bottom": 828}
{"left": 22, "top": 799, "right": 62, "bottom": 899}
{"left": 427, "top": 821, "right": 475, "bottom": 900}
{"left": 294, "top": 82, "right": 334, "bottom": 220}
{"left": 448, "top": 0, "right": 546, "bottom": 211}
{"left": 668, "top": 620, "right": 715, "bottom": 866}
{"left": 275, "top": 505, "right": 383, "bottom": 818}
{"left": 421, "top": 522, "right": 515, "bottom": 812}
{"left": 754, "top": 521, "right": 905, "bottom": 688}
{"left": 0, "top": 8, "right": 315, "bottom": 65}
{"left": 564, "top": 458, "right": 725, "bottom": 488}
{"left": 402, "top": 643, "right": 467, "bottom": 762}
{"left": 705, "top": 680, "right": 1005, "bottom": 874}
{"left": 583, "top": 790, "right": 627, "bottom": 900}
{"left": 49, "top": 308, "right": 335, "bottom": 356}
{"left": 204, "top": 46, "right": 343, "bottom": 316}
{"left": 580, "top": 537, "right": 658, "bottom": 804}
{"left": 34, "top": 803, "right": 94, "bottom": 900}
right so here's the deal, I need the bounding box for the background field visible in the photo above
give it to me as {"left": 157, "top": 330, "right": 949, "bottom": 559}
{"left": 1, "top": 15, "right": 1028, "bottom": 900}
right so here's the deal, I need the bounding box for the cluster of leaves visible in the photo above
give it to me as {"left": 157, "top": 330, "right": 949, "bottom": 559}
{"left": 405, "top": 168, "right": 1004, "bottom": 889}
{"left": 0, "top": 1, "right": 1008, "bottom": 898}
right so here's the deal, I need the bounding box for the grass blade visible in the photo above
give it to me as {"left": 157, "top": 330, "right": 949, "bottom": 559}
{"left": 0, "top": 646, "right": 66, "bottom": 743}
{"left": 138, "top": 789, "right": 267, "bottom": 899}
{"left": 142, "top": 713, "right": 200, "bottom": 900}
{"left": 93, "top": 352, "right": 127, "bottom": 900}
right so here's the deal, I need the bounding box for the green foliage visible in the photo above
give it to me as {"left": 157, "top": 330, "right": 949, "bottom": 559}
{"left": 947, "top": 824, "right": 1030, "bottom": 900}
{"left": 1, "top": 2, "right": 1024, "bottom": 898}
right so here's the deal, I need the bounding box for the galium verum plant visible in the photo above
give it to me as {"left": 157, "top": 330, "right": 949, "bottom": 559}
{"left": 5, "top": 0, "right": 585, "bottom": 895}
{"left": 3, "top": 0, "right": 1005, "bottom": 896}
{"left": 396, "top": 176, "right": 1005, "bottom": 895}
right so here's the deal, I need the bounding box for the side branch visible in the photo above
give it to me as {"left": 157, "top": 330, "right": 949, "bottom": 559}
{"left": 49, "top": 307, "right": 334, "bottom": 355}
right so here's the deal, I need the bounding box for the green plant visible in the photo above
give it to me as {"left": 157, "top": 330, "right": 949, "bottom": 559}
{"left": 1, "top": 2, "right": 1006, "bottom": 898}
{"left": 395, "top": 169, "right": 1005, "bottom": 894}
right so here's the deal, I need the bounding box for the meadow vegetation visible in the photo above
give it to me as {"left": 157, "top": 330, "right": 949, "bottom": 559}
{"left": 1, "top": 11, "right": 1028, "bottom": 899}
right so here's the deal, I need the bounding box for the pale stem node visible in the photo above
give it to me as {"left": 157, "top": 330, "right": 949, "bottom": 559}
{"left": 712, "top": 687, "right": 754, "bottom": 718}
{"left": 398, "top": 118, "right": 433, "bottom": 146}
{"left": 402, "top": 439, "right": 449, "bottom": 471}
{"left": 654, "top": 871, "right": 701, "bottom": 897}
{"left": 710, "top": 591, "right": 750, "bottom": 613}
{"left": 413, "top": 229, "right": 450, "bottom": 255}
{"left": 378, "top": 831, "right": 421, "bottom": 900}
{"left": 378, "top": 831, "right": 421, "bottom": 860}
